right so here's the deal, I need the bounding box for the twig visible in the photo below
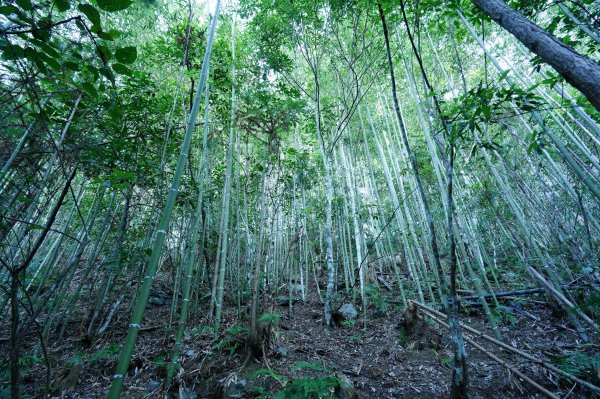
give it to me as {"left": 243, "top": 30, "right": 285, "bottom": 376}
{"left": 1, "top": 16, "right": 82, "bottom": 35}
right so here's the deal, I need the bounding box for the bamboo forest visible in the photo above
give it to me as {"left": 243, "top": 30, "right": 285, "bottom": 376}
{"left": 1, "top": 0, "right": 600, "bottom": 397}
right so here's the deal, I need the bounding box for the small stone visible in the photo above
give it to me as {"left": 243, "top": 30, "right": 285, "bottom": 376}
{"left": 339, "top": 304, "right": 358, "bottom": 320}
{"left": 223, "top": 379, "right": 247, "bottom": 399}
{"left": 149, "top": 296, "right": 166, "bottom": 306}
{"left": 275, "top": 296, "right": 299, "bottom": 306}
{"left": 236, "top": 380, "right": 247, "bottom": 389}
{"left": 274, "top": 346, "right": 289, "bottom": 358}
{"left": 145, "top": 379, "right": 160, "bottom": 393}
{"left": 178, "top": 387, "right": 198, "bottom": 399}
{"left": 289, "top": 284, "right": 305, "bottom": 296}
{"left": 185, "top": 349, "right": 197, "bottom": 357}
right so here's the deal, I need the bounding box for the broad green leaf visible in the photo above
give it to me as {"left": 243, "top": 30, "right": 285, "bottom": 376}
{"left": 482, "top": 104, "right": 491, "bottom": 119}
{"left": 498, "top": 69, "right": 511, "bottom": 82}
{"left": 34, "top": 58, "right": 48, "bottom": 74}
{"left": 527, "top": 141, "right": 538, "bottom": 155}
{"left": 97, "top": 0, "right": 131, "bottom": 12}
{"left": 0, "top": 5, "right": 19, "bottom": 15}
{"left": 64, "top": 61, "right": 79, "bottom": 71}
{"left": 0, "top": 43, "right": 25, "bottom": 60}
{"left": 108, "top": 29, "right": 121, "bottom": 38}
{"left": 24, "top": 47, "right": 40, "bottom": 62}
{"left": 81, "top": 81, "right": 98, "bottom": 98}
{"left": 75, "top": 18, "right": 86, "bottom": 32}
{"left": 78, "top": 4, "right": 101, "bottom": 27}
{"left": 96, "top": 30, "right": 114, "bottom": 40}
{"left": 108, "top": 102, "right": 122, "bottom": 121}
{"left": 112, "top": 62, "right": 131, "bottom": 75}
{"left": 99, "top": 66, "right": 115, "bottom": 82}
{"left": 34, "top": 40, "right": 61, "bottom": 59}
{"left": 53, "top": 0, "right": 70, "bottom": 12}
{"left": 16, "top": 0, "right": 32, "bottom": 11}
{"left": 32, "top": 19, "right": 52, "bottom": 41}
{"left": 85, "top": 65, "right": 100, "bottom": 80}
{"left": 40, "top": 53, "right": 61, "bottom": 71}
{"left": 115, "top": 46, "right": 136, "bottom": 64}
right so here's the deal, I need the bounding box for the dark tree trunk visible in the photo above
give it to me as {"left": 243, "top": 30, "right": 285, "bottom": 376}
{"left": 470, "top": 0, "right": 600, "bottom": 110}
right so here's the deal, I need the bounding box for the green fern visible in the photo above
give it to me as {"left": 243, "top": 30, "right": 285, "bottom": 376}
{"left": 259, "top": 312, "right": 282, "bottom": 325}
{"left": 251, "top": 362, "right": 344, "bottom": 398}
{"left": 88, "top": 342, "right": 120, "bottom": 365}
{"left": 273, "top": 375, "right": 341, "bottom": 399}
{"left": 214, "top": 337, "right": 239, "bottom": 355}
{"left": 554, "top": 352, "right": 600, "bottom": 377}
{"left": 227, "top": 324, "right": 250, "bottom": 335}
{"left": 250, "top": 368, "right": 288, "bottom": 384}
{"left": 293, "top": 361, "right": 331, "bottom": 373}
{"left": 340, "top": 319, "right": 356, "bottom": 328}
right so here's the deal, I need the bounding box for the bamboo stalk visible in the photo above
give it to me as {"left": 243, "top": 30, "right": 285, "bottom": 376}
{"left": 107, "top": 0, "right": 221, "bottom": 396}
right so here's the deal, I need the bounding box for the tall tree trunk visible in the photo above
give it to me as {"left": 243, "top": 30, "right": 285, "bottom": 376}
{"left": 469, "top": 0, "right": 600, "bottom": 110}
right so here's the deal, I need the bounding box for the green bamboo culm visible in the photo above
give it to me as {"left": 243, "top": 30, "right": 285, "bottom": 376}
{"left": 106, "top": 0, "right": 221, "bottom": 397}
{"left": 165, "top": 81, "right": 211, "bottom": 388}
{"left": 213, "top": 14, "right": 236, "bottom": 336}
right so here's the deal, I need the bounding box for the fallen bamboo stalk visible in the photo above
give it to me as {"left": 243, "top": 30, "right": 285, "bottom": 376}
{"left": 410, "top": 300, "right": 600, "bottom": 395}
{"left": 387, "top": 285, "right": 585, "bottom": 306}
{"left": 375, "top": 273, "right": 393, "bottom": 291}
{"left": 526, "top": 266, "right": 598, "bottom": 331}
{"left": 415, "top": 311, "right": 558, "bottom": 399}
{"left": 459, "top": 285, "right": 583, "bottom": 301}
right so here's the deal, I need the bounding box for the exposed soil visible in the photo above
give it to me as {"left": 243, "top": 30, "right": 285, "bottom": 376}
{"left": 2, "top": 280, "right": 599, "bottom": 399}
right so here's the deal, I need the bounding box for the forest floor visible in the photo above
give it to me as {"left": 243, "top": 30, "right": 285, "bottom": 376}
{"left": 4, "top": 277, "right": 599, "bottom": 399}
